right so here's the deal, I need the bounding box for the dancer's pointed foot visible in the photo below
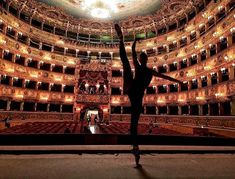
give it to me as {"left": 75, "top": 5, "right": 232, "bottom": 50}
{"left": 134, "top": 153, "right": 140, "bottom": 167}
{"left": 132, "top": 145, "right": 140, "bottom": 167}
{"left": 134, "top": 163, "right": 142, "bottom": 169}
{"left": 114, "top": 24, "right": 123, "bottom": 39}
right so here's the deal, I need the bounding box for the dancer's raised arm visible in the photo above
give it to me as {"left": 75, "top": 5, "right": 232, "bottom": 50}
{"left": 132, "top": 38, "right": 140, "bottom": 69}
{"left": 151, "top": 70, "right": 183, "bottom": 85}
{"left": 115, "top": 24, "right": 128, "bottom": 63}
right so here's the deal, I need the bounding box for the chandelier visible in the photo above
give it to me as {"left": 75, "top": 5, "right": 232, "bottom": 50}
{"left": 81, "top": 0, "right": 119, "bottom": 19}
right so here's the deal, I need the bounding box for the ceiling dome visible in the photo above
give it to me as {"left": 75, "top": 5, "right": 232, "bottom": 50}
{"left": 38, "top": 0, "right": 162, "bottom": 20}
{"left": 12, "top": 0, "right": 203, "bottom": 33}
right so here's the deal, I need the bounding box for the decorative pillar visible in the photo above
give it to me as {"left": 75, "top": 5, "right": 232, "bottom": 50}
{"left": 165, "top": 45, "right": 169, "bottom": 53}
{"left": 36, "top": 82, "right": 39, "bottom": 90}
{"left": 166, "top": 65, "right": 170, "bottom": 72}
{"left": 188, "top": 105, "right": 191, "bottom": 115}
{"left": 20, "top": 102, "right": 24, "bottom": 111}
{"left": 26, "top": 37, "right": 30, "bottom": 46}
{"left": 208, "top": 103, "right": 211, "bottom": 116}
{"left": 218, "top": 103, "right": 221, "bottom": 116}
{"left": 87, "top": 51, "right": 91, "bottom": 59}
{"left": 7, "top": 101, "right": 11, "bottom": 111}
{"left": 186, "top": 36, "right": 190, "bottom": 45}
{"left": 50, "top": 64, "right": 54, "bottom": 71}
{"left": 176, "top": 41, "right": 180, "bottom": 50}
{"left": 49, "top": 84, "right": 52, "bottom": 92}
{"left": 51, "top": 46, "right": 54, "bottom": 53}
{"left": 41, "top": 22, "right": 44, "bottom": 30}
{"left": 178, "top": 83, "right": 181, "bottom": 92}
{"left": 229, "top": 97, "right": 235, "bottom": 115}
{"left": 76, "top": 49, "right": 79, "bottom": 57}
{"left": 47, "top": 104, "right": 50, "bottom": 112}
{"left": 156, "top": 106, "right": 159, "bottom": 115}
{"left": 187, "top": 59, "right": 190, "bottom": 67}
{"left": 154, "top": 86, "right": 158, "bottom": 94}
{"left": 166, "top": 85, "right": 170, "bottom": 93}
{"left": 39, "top": 42, "right": 42, "bottom": 50}
{"left": 9, "top": 77, "right": 13, "bottom": 86}
{"left": 99, "top": 52, "right": 102, "bottom": 60}
{"left": 167, "top": 106, "right": 170, "bottom": 115}
{"left": 109, "top": 52, "right": 113, "bottom": 60}
{"left": 178, "top": 106, "right": 182, "bottom": 115}
{"left": 12, "top": 54, "right": 16, "bottom": 63}
{"left": 188, "top": 81, "right": 192, "bottom": 90}
{"left": 216, "top": 72, "right": 220, "bottom": 84}
{"left": 64, "top": 48, "right": 67, "bottom": 55}
{"left": 199, "top": 105, "right": 203, "bottom": 116}
{"left": 60, "top": 104, "right": 63, "bottom": 112}
{"left": 22, "top": 79, "right": 26, "bottom": 88}
{"left": 61, "top": 85, "right": 64, "bottom": 93}
{"left": 34, "top": 103, "right": 37, "bottom": 112}
{"left": 206, "top": 48, "right": 210, "bottom": 59}
{"left": 176, "top": 62, "right": 180, "bottom": 70}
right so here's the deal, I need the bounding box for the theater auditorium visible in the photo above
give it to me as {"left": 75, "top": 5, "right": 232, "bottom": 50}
{"left": 0, "top": 0, "right": 235, "bottom": 178}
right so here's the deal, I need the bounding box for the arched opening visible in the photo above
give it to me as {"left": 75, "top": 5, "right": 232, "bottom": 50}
{"left": 80, "top": 106, "right": 103, "bottom": 124}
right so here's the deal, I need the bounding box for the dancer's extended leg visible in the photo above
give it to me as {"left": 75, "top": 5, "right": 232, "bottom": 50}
{"left": 115, "top": 24, "right": 133, "bottom": 93}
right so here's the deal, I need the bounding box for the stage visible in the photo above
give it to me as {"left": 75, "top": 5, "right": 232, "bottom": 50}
{"left": 0, "top": 153, "right": 234, "bottom": 178}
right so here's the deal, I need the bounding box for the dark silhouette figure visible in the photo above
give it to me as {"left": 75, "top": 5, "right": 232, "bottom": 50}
{"left": 115, "top": 24, "right": 183, "bottom": 167}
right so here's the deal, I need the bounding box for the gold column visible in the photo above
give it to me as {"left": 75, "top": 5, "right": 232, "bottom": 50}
{"left": 7, "top": 101, "right": 11, "bottom": 111}
{"left": 20, "top": 102, "right": 24, "bottom": 111}
{"left": 178, "top": 106, "right": 182, "bottom": 115}
{"left": 231, "top": 99, "right": 235, "bottom": 115}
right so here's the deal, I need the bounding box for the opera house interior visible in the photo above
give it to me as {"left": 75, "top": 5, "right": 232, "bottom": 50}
{"left": 0, "top": 0, "right": 235, "bottom": 177}
{"left": 0, "top": 0, "right": 235, "bottom": 172}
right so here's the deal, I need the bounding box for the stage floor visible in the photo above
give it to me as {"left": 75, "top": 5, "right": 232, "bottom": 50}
{"left": 0, "top": 145, "right": 235, "bottom": 154}
{"left": 0, "top": 153, "right": 234, "bottom": 178}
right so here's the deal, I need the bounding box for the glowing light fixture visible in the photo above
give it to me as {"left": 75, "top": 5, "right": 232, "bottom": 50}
{"left": 215, "top": 93, "right": 225, "bottom": 97}
{"left": 15, "top": 94, "right": 23, "bottom": 99}
{"left": 196, "top": 96, "right": 205, "bottom": 100}
{"left": 81, "top": 0, "right": 119, "bottom": 19}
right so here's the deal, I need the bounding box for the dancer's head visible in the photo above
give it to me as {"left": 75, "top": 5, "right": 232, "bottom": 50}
{"left": 139, "top": 52, "right": 148, "bottom": 66}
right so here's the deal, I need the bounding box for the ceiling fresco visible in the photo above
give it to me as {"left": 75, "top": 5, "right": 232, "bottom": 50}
{"left": 37, "top": 0, "right": 162, "bottom": 20}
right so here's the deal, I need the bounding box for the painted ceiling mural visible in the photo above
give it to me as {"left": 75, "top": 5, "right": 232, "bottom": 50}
{"left": 37, "top": 0, "right": 162, "bottom": 20}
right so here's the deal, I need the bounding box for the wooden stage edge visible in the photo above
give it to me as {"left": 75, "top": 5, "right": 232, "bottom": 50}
{"left": 0, "top": 134, "right": 235, "bottom": 146}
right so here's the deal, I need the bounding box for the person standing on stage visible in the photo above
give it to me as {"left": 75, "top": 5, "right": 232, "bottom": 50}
{"left": 115, "top": 24, "right": 183, "bottom": 167}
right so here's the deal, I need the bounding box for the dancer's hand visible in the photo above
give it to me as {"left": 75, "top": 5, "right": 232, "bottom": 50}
{"left": 115, "top": 24, "right": 123, "bottom": 40}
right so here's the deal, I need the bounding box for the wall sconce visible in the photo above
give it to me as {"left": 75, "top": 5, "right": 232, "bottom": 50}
{"left": 196, "top": 96, "right": 205, "bottom": 100}
{"left": 178, "top": 99, "right": 185, "bottom": 102}
{"left": 65, "top": 98, "right": 73, "bottom": 102}
{"left": 215, "top": 93, "right": 225, "bottom": 97}
{"left": 15, "top": 94, "right": 23, "bottom": 99}
{"left": 103, "top": 108, "right": 108, "bottom": 113}
{"left": 157, "top": 99, "right": 165, "bottom": 104}
{"left": 40, "top": 97, "right": 48, "bottom": 101}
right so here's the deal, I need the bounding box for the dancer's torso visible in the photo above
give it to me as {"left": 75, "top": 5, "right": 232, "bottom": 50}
{"left": 130, "top": 66, "right": 152, "bottom": 97}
